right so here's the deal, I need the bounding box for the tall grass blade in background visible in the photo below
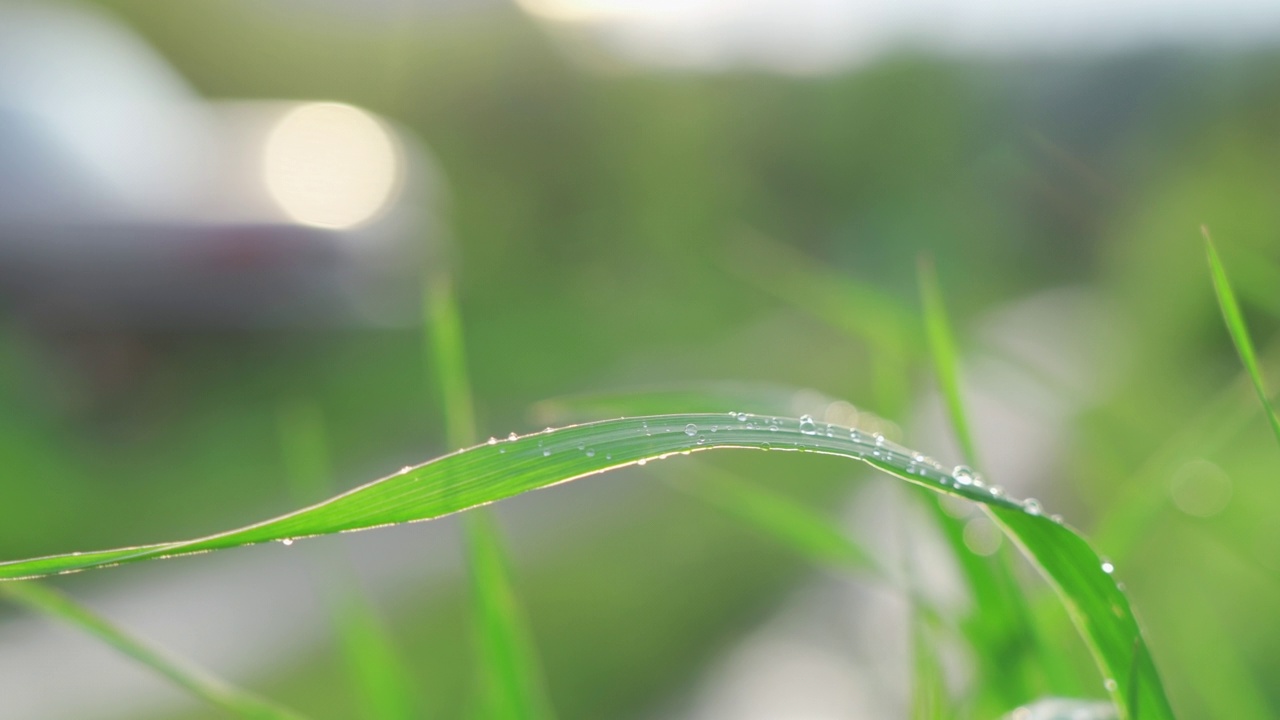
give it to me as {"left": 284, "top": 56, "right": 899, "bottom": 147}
{"left": 664, "top": 464, "right": 878, "bottom": 575}
{"left": 916, "top": 254, "right": 1070, "bottom": 711}
{"left": 0, "top": 582, "right": 305, "bottom": 720}
{"left": 277, "top": 401, "right": 419, "bottom": 720}
{"left": 0, "top": 411, "right": 1172, "bottom": 719}
{"left": 426, "top": 278, "right": 556, "bottom": 720}
{"left": 1202, "top": 225, "right": 1280, "bottom": 449}
{"left": 917, "top": 253, "right": 980, "bottom": 466}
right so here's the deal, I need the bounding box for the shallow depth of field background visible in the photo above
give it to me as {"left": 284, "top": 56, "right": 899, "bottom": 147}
{"left": 2, "top": 1, "right": 1279, "bottom": 718}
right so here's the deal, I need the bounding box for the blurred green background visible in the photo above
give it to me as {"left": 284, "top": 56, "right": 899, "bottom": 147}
{"left": 2, "top": 1, "right": 1280, "bottom": 718}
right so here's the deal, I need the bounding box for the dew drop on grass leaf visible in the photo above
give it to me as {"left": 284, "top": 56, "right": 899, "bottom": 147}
{"left": 1101, "top": 559, "right": 1115, "bottom": 574}
{"left": 952, "top": 465, "right": 975, "bottom": 485}
{"left": 684, "top": 424, "right": 698, "bottom": 436}
{"left": 735, "top": 412, "right": 748, "bottom": 422}
{"left": 508, "top": 432, "right": 519, "bottom": 441}
{"left": 280, "top": 538, "right": 293, "bottom": 546}
{"left": 798, "top": 415, "right": 817, "bottom": 435}
{"left": 1023, "top": 498, "right": 1042, "bottom": 515}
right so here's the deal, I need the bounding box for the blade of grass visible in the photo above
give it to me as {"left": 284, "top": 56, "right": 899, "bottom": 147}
{"left": 277, "top": 401, "right": 419, "bottom": 720}
{"left": 908, "top": 617, "right": 948, "bottom": 720}
{"left": 0, "top": 581, "right": 304, "bottom": 720}
{"left": 917, "top": 253, "right": 980, "bottom": 466}
{"left": 917, "top": 254, "right": 1083, "bottom": 712}
{"left": 1202, "top": 225, "right": 1280, "bottom": 450}
{"left": 426, "top": 277, "right": 554, "bottom": 720}
{"left": 0, "top": 411, "right": 1173, "bottom": 720}
{"left": 664, "top": 465, "right": 878, "bottom": 574}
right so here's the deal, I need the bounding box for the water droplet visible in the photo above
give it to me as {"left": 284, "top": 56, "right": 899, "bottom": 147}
{"left": 989, "top": 485, "right": 1005, "bottom": 497}
{"left": 873, "top": 433, "right": 886, "bottom": 446}
{"left": 913, "top": 453, "right": 926, "bottom": 463}
{"left": 487, "top": 437, "right": 497, "bottom": 445}
{"left": 696, "top": 437, "right": 706, "bottom": 445}
{"left": 1050, "top": 513, "right": 1064, "bottom": 524}
{"left": 769, "top": 424, "right": 779, "bottom": 432}
{"left": 684, "top": 423, "right": 698, "bottom": 436}
{"left": 498, "top": 448, "right": 506, "bottom": 454}
{"left": 508, "top": 432, "right": 519, "bottom": 441}
{"left": 605, "top": 454, "right": 612, "bottom": 460}
{"left": 736, "top": 412, "right": 748, "bottom": 422}
{"left": 400, "top": 466, "right": 412, "bottom": 474}
{"left": 799, "top": 415, "right": 817, "bottom": 435}
{"left": 542, "top": 448, "right": 552, "bottom": 457}
{"left": 637, "top": 458, "right": 648, "bottom": 466}
{"left": 1023, "top": 498, "right": 1042, "bottom": 515}
{"left": 762, "top": 442, "right": 771, "bottom": 451}
{"left": 952, "top": 466, "right": 975, "bottom": 485}
{"left": 280, "top": 538, "right": 294, "bottom": 546}
{"left": 1101, "top": 559, "right": 1115, "bottom": 574}
{"left": 1103, "top": 678, "right": 1118, "bottom": 692}
{"left": 850, "top": 429, "right": 863, "bottom": 443}
{"left": 642, "top": 421, "right": 651, "bottom": 436}
{"left": 586, "top": 448, "right": 595, "bottom": 457}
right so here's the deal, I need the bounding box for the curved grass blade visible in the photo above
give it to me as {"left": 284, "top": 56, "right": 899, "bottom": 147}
{"left": 0, "top": 413, "right": 1171, "bottom": 720}
{"left": 0, "top": 582, "right": 305, "bottom": 720}
{"left": 1202, "top": 225, "right": 1280, "bottom": 450}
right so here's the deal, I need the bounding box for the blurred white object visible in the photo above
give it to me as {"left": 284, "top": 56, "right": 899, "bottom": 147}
{"left": 0, "top": 0, "right": 439, "bottom": 328}
{"left": 516, "top": 0, "right": 1280, "bottom": 73}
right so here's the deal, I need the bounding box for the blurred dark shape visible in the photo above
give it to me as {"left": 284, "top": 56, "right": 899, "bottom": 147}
{"left": 0, "top": 0, "right": 440, "bottom": 331}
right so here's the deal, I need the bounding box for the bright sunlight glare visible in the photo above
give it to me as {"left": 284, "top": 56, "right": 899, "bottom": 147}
{"left": 262, "top": 102, "right": 401, "bottom": 230}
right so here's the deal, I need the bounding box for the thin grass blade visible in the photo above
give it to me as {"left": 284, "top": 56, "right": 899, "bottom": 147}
{"left": 0, "top": 582, "right": 304, "bottom": 720}
{"left": 664, "top": 466, "right": 877, "bottom": 573}
{"left": 1202, "top": 225, "right": 1280, "bottom": 449}
{"left": 917, "top": 253, "right": 1072, "bottom": 709}
{"left": 426, "top": 278, "right": 554, "bottom": 720}
{"left": 277, "top": 401, "right": 419, "bottom": 720}
{"left": 917, "top": 253, "right": 980, "bottom": 466}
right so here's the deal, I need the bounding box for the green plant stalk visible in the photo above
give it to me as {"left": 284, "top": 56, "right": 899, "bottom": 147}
{"left": 917, "top": 253, "right": 980, "bottom": 467}
{"left": 1202, "top": 225, "right": 1280, "bottom": 449}
{"left": 917, "top": 253, "right": 1074, "bottom": 710}
{"left": 426, "top": 277, "right": 555, "bottom": 720}
{"left": 277, "top": 400, "right": 419, "bottom": 720}
{"left": 0, "top": 581, "right": 305, "bottom": 720}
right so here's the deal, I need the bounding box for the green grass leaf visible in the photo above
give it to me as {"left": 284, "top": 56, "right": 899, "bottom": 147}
{"left": 427, "top": 278, "right": 554, "bottom": 720}
{"left": 0, "top": 582, "right": 305, "bottom": 720}
{"left": 917, "top": 252, "right": 1075, "bottom": 710}
{"left": 917, "top": 252, "right": 980, "bottom": 466}
{"left": 277, "top": 400, "right": 419, "bottom": 720}
{"left": 664, "top": 465, "right": 878, "bottom": 574}
{"left": 1202, "top": 225, "right": 1280, "bottom": 450}
{"left": 0, "top": 412, "right": 1171, "bottom": 720}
